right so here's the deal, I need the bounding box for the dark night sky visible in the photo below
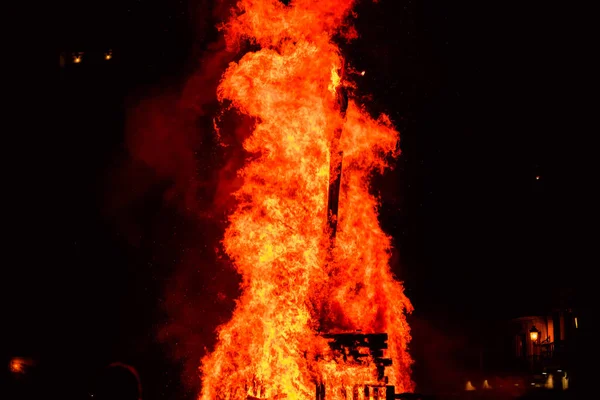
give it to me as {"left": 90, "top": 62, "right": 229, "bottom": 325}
{"left": 5, "top": 1, "right": 588, "bottom": 399}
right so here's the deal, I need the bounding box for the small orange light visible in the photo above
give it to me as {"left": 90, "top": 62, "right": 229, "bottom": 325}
{"left": 73, "top": 55, "right": 82, "bottom": 63}
{"left": 535, "top": 175, "right": 540, "bottom": 180}
{"left": 361, "top": 70, "right": 366, "bottom": 76}
{"left": 10, "top": 358, "right": 25, "bottom": 373}
{"left": 105, "top": 51, "right": 112, "bottom": 60}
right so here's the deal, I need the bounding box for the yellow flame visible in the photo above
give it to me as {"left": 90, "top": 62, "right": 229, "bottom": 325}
{"left": 328, "top": 65, "right": 341, "bottom": 96}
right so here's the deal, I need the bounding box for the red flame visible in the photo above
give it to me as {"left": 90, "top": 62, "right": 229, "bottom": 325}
{"left": 200, "top": 1, "right": 413, "bottom": 398}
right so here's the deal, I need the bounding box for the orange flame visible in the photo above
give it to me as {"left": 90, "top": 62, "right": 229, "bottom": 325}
{"left": 201, "top": 1, "right": 413, "bottom": 399}
{"left": 10, "top": 358, "right": 25, "bottom": 373}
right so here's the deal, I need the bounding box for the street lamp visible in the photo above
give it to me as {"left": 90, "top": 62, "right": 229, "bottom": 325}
{"left": 530, "top": 325, "right": 540, "bottom": 342}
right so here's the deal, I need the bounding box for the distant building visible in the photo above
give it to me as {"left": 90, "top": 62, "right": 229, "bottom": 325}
{"left": 511, "top": 308, "right": 578, "bottom": 368}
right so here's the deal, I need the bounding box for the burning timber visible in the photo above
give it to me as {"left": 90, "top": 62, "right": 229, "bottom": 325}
{"left": 199, "top": 1, "right": 414, "bottom": 398}
{"left": 246, "top": 332, "right": 410, "bottom": 400}
{"left": 307, "top": 72, "right": 408, "bottom": 400}
{"left": 315, "top": 332, "right": 413, "bottom": 400}
{"left": 326, "top": 65, "right": 348, "bottom": 243}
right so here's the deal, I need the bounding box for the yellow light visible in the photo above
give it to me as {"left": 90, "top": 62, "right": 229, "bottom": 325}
{"left": 530, "top": 331, "right": 538, "bottom": 341}
{"left": 574, "top": 317, "right": 578, "bottom": 328}
{"left": 545, "top": 374, "right": 554, "bottom": 389}
{"left": 105, "top": 51, "right": 112, "bottom": 60}
{"left": 73, "top": 55, "right": 81, "bottom": 63}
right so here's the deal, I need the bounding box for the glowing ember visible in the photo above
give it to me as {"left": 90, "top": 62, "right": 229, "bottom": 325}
{"left": 10, "top": 359, "right": 24, "bottom": 373}
{"left": 9, "top": 357, "right": 28, "bottom": 374}
{"left": 200, "top": 1, "right": 413, "bottom": 399}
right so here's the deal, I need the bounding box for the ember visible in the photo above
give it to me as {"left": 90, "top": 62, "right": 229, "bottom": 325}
{"left": 10, "top": 358, "right": 25, "bottom": 373}
{"left": 200, "top": 1, "right": 413, "bottom": 399}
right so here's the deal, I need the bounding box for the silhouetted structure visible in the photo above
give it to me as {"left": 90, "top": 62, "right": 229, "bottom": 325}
{"left": 317, "top": 332, "right": 429, "bottom": 400}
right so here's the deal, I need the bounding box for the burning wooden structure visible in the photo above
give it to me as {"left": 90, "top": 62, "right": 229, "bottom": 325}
{"left": 317, "top": 332, "right": 404, "bottom": 400}
{"left": 314, "top": 77, "right": 408, "bottom": 400}
{"left": 198, "top": 1, "right": 414, "bottom": 399}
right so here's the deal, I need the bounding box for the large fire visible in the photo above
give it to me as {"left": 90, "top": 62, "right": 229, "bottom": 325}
{"left": 200, "top": 1, "right": 413, "bottom": 399}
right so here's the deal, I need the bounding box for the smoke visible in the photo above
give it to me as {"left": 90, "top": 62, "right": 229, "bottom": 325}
{"left": 408, "top": 315, "right": 476, "bottom": 394}
{"left": 103, "top": 0, "right": 254, "bottom": 393}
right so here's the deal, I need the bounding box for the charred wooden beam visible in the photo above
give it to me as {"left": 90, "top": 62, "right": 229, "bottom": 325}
{"left": 315, "top": 382, "right": 325, "bottom": 400}
{"left": 386, "top": 386, "right": 396, "bottom": 400}
{"left": 326, "top": 68, "right": 349, "bottom": 243}
{"left": 323, "top": 332, "right": 389, "bottom": 350}
{"left": 317, "top": 332, "right": 396, "bottom": 399}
